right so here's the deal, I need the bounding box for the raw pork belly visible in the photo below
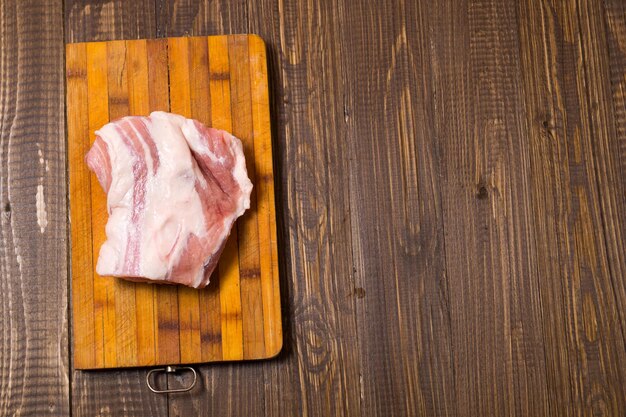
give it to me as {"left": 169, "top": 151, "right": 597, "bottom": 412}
{"left": 85, "top": 111, "right": 253, "bottom": 288}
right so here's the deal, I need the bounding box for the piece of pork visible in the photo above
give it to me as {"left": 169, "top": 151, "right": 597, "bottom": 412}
{"left": 85, "top": 111, "right": 253, "bottom": 288}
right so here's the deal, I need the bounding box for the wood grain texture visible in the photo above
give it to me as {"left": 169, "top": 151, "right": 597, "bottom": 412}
{"left": 72, "top": 370, "right": 167, "bottom": 417}
{"left": 65, "top": 0, "right": 157, "bottom": 42}
{"left": 67, "top": 41, "right": 95, "bottom": 372}
{"left": 601, "top": 10, "right": 626, "bottom": 403}
{"left": 0, "top": 0, "right": 69, "bottom": 416}
{"left": 155, "top": 0, "right": 248, "bottom": 37}
{"left": 518, "top": 1, "right": 626, "bottom": 414}
{"left": 229, "top": 34, "right": 266, "bottom": 360}
{"left": 340, "top": 0, "right": 460, "bottom": 415}
{"left": 249, "top": 34, "right": 282, "bottom": 359}
{"left": 428, "top": 1, "right": 550, "bottom": 415}
{"left": 0, "top": 0, "right": 622, "bottom": 415}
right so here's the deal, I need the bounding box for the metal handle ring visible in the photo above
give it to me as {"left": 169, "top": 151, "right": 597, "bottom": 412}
{"left": 146, "top": 366, "right": 197, "bottom": 394}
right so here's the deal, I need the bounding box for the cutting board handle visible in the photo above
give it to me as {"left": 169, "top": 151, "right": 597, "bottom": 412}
{"left": 146, "top": 366, "right": 198, "bottom": 394}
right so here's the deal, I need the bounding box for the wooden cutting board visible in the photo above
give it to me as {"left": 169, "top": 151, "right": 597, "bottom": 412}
{"left": 66, "top": 35, "right": 282, "bottom": 370}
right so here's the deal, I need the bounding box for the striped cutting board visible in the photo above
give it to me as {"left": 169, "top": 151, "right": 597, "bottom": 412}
{"left": 66, "top": 35, "right": 282, "bottom": 369}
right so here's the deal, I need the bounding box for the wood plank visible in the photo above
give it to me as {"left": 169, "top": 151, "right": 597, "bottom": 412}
{"left": 198, "top": 280, "right": 223, "bottom": 362}
{"left": 73, "top": 370, "right": 167, "bottom": 417}
{"left": 155, "top": 0, "right": 249, "bottom": 37}
{"left": 168, "top": 37, "right": 193, "bottom": 118}
{"left": 421, "top": 0, "right": 551, "bottom": 414}
{"left": 189, "top": 36, "right": 211, "bottom": 125}
{"left": 127, "top": 40, "right": 151, "bottom": 115}
{"left": 602, "top": 0, "right": 626, "bottom": 356}
{"left": 229, "top": 35, "right": 266, "bottom": 359}
{"left": 146, "top": 39, "right": 171, "bottom": 113}
{"left": 65, "top": 0, "right": 157, "bottom": 42}
{"left": 248, "top": 34, "right": 282, "bottom": 357}
{"left": 517, "top": 0, "right": 626, "bottom": 414}
{"left": 67, "top": 42, "right": 95, "bottom": 371}
{"left": 86, "top": 41, "right": 115, "bottom": 369}
{"left": 155, "top": 285, "right": 181, "bottom": 364}
{"left": 0, "top": 0, "right": 69, "bottom": 415}
{"left": 333, "top": 0, "right": 463, "bottom": 415}
{"left": 578, "top": 0, "right": 626, "bottom": 405}
{"left": 208, "top": 36, "right": 235, "bottom": 130}
{"left": 106, "top": 40, "right": 130, "bottom": 118}
{"left": 177, "top": 282, "right": 201, "bottom": 364}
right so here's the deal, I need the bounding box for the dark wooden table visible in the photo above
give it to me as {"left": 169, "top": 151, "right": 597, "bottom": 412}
{"left": 1, "top": 0, "right": 625, "bottom": 416}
